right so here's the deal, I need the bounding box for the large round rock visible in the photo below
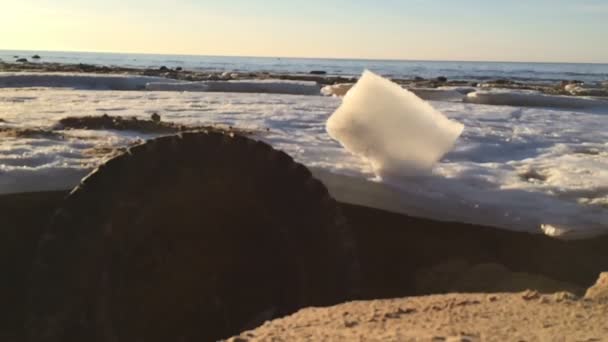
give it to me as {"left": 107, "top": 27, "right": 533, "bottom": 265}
{"left": 27, "top": 131, "right": 359, "bottom": 342}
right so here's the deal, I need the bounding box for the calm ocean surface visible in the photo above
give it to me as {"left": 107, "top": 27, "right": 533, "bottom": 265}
{"left": 2, "top": 50, "right": 608, "bottom": 83}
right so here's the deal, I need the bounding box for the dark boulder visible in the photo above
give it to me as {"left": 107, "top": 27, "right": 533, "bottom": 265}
{"left": 310, "top": 70, "right": 327, "bottom": 75}
{"left": 159, "top": 66, "right": 169, "bottom": 71}
{"left": 15, "top": 58, "right": 28, "bottom": 63}
{"left": 31, "top": 55, "right": 41, "bottom": 59}
{"left": 436, "top": 76, "right": 448, "bottom": 82}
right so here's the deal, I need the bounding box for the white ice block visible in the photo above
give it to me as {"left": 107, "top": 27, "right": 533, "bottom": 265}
{"left": 326, "top": 70, "right": 464, "bottom": 179}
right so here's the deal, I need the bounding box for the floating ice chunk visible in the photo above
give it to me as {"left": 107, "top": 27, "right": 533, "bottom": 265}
{"left": 326, "top": 70, "right": 464, "bottom": 179}
{"left": 146, "top": 80, "right": 321, "bottom": 95}
{"left": 465, "top": 89, "right": 608, "bottom": 109}
{"left": 321, "top": 83, "right": 355, "bottom": 97}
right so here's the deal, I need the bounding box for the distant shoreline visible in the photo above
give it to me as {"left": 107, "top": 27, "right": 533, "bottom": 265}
{"left": 1, "top": 61, "right": 603, "bottom": 98}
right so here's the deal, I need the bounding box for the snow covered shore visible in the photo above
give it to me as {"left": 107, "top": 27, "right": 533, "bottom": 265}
{"left": 0, "top": 71, "right": 607, "bottom": 239}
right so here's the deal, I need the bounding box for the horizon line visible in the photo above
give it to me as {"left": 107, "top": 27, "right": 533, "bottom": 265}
{"left": 1, "top": 48, "right": 607, "bottom": 66}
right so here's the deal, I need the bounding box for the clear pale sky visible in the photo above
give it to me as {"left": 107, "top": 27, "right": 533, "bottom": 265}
{"left": 2, "top": 0, "right": 607, "bottom": 63}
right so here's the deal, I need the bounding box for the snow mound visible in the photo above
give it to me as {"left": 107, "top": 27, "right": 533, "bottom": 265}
{"left": 147, "top": 80, "right": 321, "bottom": 95}
{"left": 0, "top": 72, "right": 175, "bottom": 90}
{"left": 326, "top": 70, "right": 464, "bottom": 179}
{"left": 465, "top": 90, "right": 608, "bottom": 109}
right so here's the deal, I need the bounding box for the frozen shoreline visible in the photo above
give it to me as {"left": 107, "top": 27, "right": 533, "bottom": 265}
{"left": 1, "top": 84, "right": 607, "bottom": 238}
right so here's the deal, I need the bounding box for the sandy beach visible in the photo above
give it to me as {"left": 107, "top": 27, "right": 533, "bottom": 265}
{"left": 228, "top": 288, "right": 608, "bottom": 341}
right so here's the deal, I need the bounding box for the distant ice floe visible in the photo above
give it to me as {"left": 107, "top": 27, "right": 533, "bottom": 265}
{"left": 465, "top": 89, "right": 608, "bottom": 109}
{"left": 326, "top": 70, "right": 464, "bottom": 179}
{"left": 0, "top": 72, "right": 175, "bottom": 90}
{"left": 146, "top": 80, "right": 321, "bottom": 95}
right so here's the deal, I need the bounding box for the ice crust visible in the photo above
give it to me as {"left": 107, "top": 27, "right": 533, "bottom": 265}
{"left": 0, "top": 72, "right": 176, "bottom": 90}
{"left": 1, "top": 85, "right": 607, "bottom": 239}
{"left": 0, "top": 73, "right": 321, "bottom": 95}
{"left": 465, "top": 90, "right": 608, "bottom": 109}
{"left": 326, "top": 71, "right": 464, "bottom": 179}
{"left": 147, "top": 80, "right": 321, "bottom": 95}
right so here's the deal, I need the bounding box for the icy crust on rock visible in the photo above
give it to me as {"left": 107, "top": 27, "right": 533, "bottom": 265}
{"left": 465, "top": 89, "right": 608, "bottom": 109}
{"left": 147, "top": 80, "right": 321, "bottom": 95}
{"left": 0, "top": 72, "right": 177, "bottom": 90}
{"left": 326, "top": 70, "right": 464, "bottom": 179}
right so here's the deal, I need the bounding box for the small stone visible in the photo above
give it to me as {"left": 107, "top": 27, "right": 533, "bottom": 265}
{"left": 32, "top": 54, "right": 41, "bottom": 59}
{"left": 151, "top": 113, "right": 161, "bottom": 123}
{"left": 553, "top": 292, "right": 578, "bottom": 302}
{"left": 521, "top": 290, "right": 540, "bottom": 301}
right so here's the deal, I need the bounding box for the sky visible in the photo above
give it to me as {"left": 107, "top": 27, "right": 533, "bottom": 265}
{"left": 1, "top": 0, "right": 607, "bottom": 63}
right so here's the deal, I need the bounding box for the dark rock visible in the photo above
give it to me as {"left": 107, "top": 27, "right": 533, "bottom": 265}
{"left": 414, "top": 76, "right": 425, "bottom": 81}
{"left": 78, "top": 63, "right": 97, "bottom": 72}
{"left": 159, "top": 66, "right": 169, "bottom": 71}
{"left": 175, "top": 67, "right": 183, "bottom": 71}
{"left": 31, "top": 55, "right": 41, "bottom": 59}
{"left": 436, "top": 76, "right": 448, "bottom": 83}
{"left": 151, "top": 113, "right": 161, "bottom": 123}
{"left": 15, "top": 58, "right": 28, "bottom": 63}
{"left": 310, "top": 70, "right": 327, "bottom": 75}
